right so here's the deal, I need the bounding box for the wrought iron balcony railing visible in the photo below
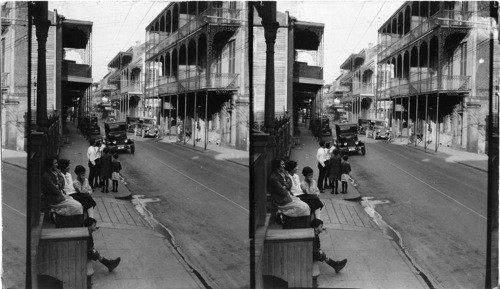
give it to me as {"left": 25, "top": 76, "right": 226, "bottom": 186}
{"left": 293, "top": 62, "right": 323, "bottom": 80}
{"left": 149, "top": 73, "right": 239, "bottom": 96}
{"left": 378, "top": 75, "right": 471, "bottom": 98}
{"left": 146, "top": 7, "right": 242, "bottom": 59}
{"left": 352, "top": 83, "right": 375, "bottom": 95}
{"left": 121, "top": 83, "right": 143, "bottom": 94}
{"left": 378, "top": 9, "right": 474, "bottom": 62}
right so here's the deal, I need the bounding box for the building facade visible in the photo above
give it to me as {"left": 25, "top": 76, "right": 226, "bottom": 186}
{"left": 338, "top": 44, "right": 379, "bottom": 122}
{"left": 377, "top": 1, "right": 499, "bottom": 153}
{"left": 253, "top": 10, "right": 324, "bottom": 135}
{"left": 144, "top": 1, "right": 249, "bottom": 151}
{"left": 1, "top": 2, "right": 92, "bottom": 150}
{"left": 107, "top": 42, "right": 146, "bottom": 121}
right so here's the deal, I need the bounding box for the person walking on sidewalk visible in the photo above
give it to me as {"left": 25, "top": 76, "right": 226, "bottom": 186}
{"left": 284, "top": 161, "right": 323, "bottom": 220}
{"left": 311, "top": 219, "right": 347, "bottom": 286}
{"left": 41, "top": 156, "right": 84, "bottom": 216}
{"left": 316, "top": 141, "right": 328, "bottom": 193}
{"left": 340, "top": 155, "right": 352, "bottom": 194}
{"left": 84, "top": 217, "right": 121, "bottom": 289}
{"left": 86, "top": 139, "right": 98, "bottom": 190}
{"left": 99, "top": 147, "right": 112, "bottom": 193}
{"left": 58, "top": 160, "right": 97, "bottom": 219}
{"left": 269, "top": 158, "right": 310, "bottom": 218}
{"left": 328, "top": 148, "right": 342, "bottom": 194}
{"left": 111, "top": 153, "right": 122, "bottom": 192}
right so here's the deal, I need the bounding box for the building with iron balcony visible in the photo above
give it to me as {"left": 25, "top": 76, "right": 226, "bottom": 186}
{"left": 145, "top": 1, "right": 249, "bottom": 151}
{"left": 338, "top": 44, "right": 378, "bottom": 122}
{"left": 253, "top": 10, "right": 324, "bottom": 135}
{"left": 377, "top": 1, "right": 499, "bottom": 153}
{"left": 107, "top": 42, "right": 145, "bottom": 121}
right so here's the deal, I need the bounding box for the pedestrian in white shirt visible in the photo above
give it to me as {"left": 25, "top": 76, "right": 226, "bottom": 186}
{"left": 316, "top": 141, "right": 328, "bottom": 192}
{"left": 87, "top": 139, "right": 98, "bottom": 189}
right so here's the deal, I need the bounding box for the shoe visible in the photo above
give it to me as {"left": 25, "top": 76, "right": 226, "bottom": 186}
{"left": 100, "top": 257, "right": 121, "bottom": 272}
{"left": 326, "top": 258, "right": 347, "bottom": 273}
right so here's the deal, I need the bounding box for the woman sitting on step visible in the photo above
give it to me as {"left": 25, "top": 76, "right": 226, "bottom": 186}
{"left": 41, "top": 156, "right": 83, "bottom": 217}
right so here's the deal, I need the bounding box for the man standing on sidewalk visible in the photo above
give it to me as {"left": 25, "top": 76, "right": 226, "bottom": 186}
{"left": 316, "top": 141, "right": 328, "bottom": 193}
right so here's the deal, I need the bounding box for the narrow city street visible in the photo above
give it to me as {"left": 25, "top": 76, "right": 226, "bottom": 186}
{"left": 116, "top": 136, "right": 249, "bottom": 289}
{"left": 2, "top": 161, "right": 27, "bottom": 289}
{"left": 349, "top": 136, "right": 487, "bottom": 289}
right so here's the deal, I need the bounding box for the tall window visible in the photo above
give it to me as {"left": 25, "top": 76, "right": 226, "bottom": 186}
{"left": 228, "top": 40, "right": 236, "bottom": 74}
{"left": 460, "top": 42, "right": 467, "bottom": 76}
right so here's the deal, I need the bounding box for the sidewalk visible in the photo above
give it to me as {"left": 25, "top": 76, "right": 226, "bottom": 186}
{"left": 289, "top": 124, "right": 430, "bottom": 288}
{"left": 58, "top": 123, "right": 206, "bottom": 289}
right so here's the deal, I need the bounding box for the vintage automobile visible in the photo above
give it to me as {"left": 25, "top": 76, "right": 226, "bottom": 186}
{"left": 104, "top": 121, "right": 135, "bottom": 154}
{"left": 365, "top": 119, "right": 391, "bottom": 140}
{"left": 333, "top": 122, "right": 365, "bottom": 156}
{"left": 90, "top": 116, "right": 100, "bottom": 135}
{"left": 134, "top": 117, "right": 158, "bottom": 138}
{"left": 321, "top": 119, "right": 332, "bottom": 136}
{"left": 357, "top": 118, "right": 371, "bottom": 134}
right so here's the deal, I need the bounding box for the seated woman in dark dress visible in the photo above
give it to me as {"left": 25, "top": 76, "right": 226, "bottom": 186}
{"left": 58, "top": 159, "right": 97, "bottom": 218}
{"left": 285, "top": 160, "right": 324, "bottom": 220}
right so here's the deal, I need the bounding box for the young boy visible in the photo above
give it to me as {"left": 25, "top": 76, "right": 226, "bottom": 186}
{"left": 340, "top": 155, "right": 352, "bottom": 194}
{"left": 111, "top": 153, "right": 122, "bottom": 192}
{"left": 311, "top": 218, "right": 347, "bottom": 285}
{"left": 84, "top": 217, "right": 121, "bottom": 288}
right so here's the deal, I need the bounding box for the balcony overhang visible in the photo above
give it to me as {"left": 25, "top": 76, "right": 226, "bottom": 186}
{"left": 294, "top": 21, "right": 324, "bottom": 51}
{"left": 62, "top": 76, "right": 93, "bottom": 91}
{"left": 62, "top": 19, "right": 93, "bottom": 49}
{"left": 293, "top": 77, "right": 324, "bottom": 86}
{"left": 108, "top": 52, "right": 133, "bottom": 69}
{"left": 340, "top": 53, "right": 364, "bottom": 70}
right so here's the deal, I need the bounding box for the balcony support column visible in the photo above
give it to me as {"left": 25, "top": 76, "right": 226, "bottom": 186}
{"left": 193, "top": 93, "right": 197, "bottom": 147}
{"left": 184, "top": 93, "right": 187, "bottom": 145}
{"left": 262, "top": 20, "right": 279, "bottom": 132}
{"left": 424, "top": 94, "right": 428, "bottom": 149}
{"left": 205, "top": 91, "right": 208, "bottom": 150}
{"left": 32, "top": 1, "right": 50, "bottom": 130}
{"left": 176, "top": 95, "right": 179, "bottom": 136}
{"left": 407, "top": 96, "right": 411, "bottom": 144}
{"left": 415, "top": 94, "right": 419, "bottom": 147}
{"left": 435, "top": 93, "right": 439, "bottom": 152}
{"left": 168, "top": 95, "right": 171, "bottom": 134}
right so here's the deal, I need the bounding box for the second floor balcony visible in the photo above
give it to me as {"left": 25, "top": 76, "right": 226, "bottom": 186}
{"left": 146, "top": 73, "right": 239, "bottom": 97}
{"left": 293, "top": 62, "right": 323, "bottom": 85}
{"left": 121, "top": 82, "right": 143, "bottom": 94}
{"left": 2, "top": 72, "right": 9, "bottom": 88}
{"left": 352, "top": 83, "right": 375, "bottom": 96}
{"left": 62, "top": 60, "right": 91, "bottom": 80}
{"left": 378, "top": 75, "right": 471, "bottom": 98}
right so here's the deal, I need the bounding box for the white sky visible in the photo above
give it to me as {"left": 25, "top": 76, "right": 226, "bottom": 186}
{"left": 49, "top": 1, "right": 405, "bottom": 83}
{"left": 278, "top": 1, "right": 405, "bottom": 83}
{"left": 49, "top": 1, "right": 169, "bottom": 80}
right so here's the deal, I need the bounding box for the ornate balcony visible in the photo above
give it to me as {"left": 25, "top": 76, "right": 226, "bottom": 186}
{"left": 121, "top": 83, "right": 143, "bottom": 94}
{"left": 150, "top": 73, "right": 239, "bottom": 96}
{"left": 352, "top": 83, "right": 375, "bottom": 96}
{"left": 379, "top": 75, "right": 471, "bottom": 98}
{"left": 378, "top": 9, "right": 473, "bottom": 62}
{"left": 146, "top": 6, "right": 242, "bottom": 60}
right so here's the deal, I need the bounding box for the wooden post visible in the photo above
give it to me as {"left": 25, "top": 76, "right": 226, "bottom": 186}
{"left": 424, "top": 94, "right": 428, "bottom": 149}
{"left": 33, "top": 1, "right": 50, "bottom": 129}
{"left": 205, "top": 91, "right": 208, "bottom": 150}
{"left": 435, "top": 93, "right": 439, "bottom": 152}
{"left": 184, "top": 93, "right": 187, "bottom": 145}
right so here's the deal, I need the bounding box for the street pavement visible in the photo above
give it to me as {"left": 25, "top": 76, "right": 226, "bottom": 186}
{"left": 288, "top": 122, "right": 488, "bottom": 289}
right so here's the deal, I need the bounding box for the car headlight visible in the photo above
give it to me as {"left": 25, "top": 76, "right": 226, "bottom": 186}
{"left": 344, "top": 142, "right": 347, "bottom": 146}
{"left": 124, "top": 139, "right": 128, "bottom": 143}
{"left": 355, "top": 141, "right": 359, "bottom": 145}
{"left": 113, "top": 140, "right": 117, "bottom": 144}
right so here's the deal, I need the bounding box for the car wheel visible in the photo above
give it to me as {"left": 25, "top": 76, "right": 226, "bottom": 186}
{"left": 131, "top": 146, "right": 135, "bottom": 154}
{"left": 361, "top": 147, "right": 366, "bottom": 156}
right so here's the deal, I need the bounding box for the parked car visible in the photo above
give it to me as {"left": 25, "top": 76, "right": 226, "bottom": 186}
{"left": 333, "top": 123, "right": 365, "bottom": 156}
{"left": 104, "top": 121, "right": 135, "bottom": 154}
{"left": 134, "top": 117, "right": 158, "bottom": 138}
{"left": 365, "top": 119, "right": 391, "bottom": 140}
{"left": 357, "top": 118, "right": 371, "bottom": 134}
{"left": 90, "top": 116, "right": 100, "bottom": 135}
{"left": 321, "top": 119, "right": 332, "bottom": 136}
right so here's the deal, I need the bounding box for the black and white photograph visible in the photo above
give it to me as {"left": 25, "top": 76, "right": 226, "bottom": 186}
{"left": 0, "top": 1, "right": 498, "bottom": 289}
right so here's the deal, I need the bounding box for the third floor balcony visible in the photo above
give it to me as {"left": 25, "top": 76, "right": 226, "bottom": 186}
{"left": 378, "top": 9, "right": 474, "bottom": 62}
{"left": 146, "top": 6, "right": 242, "bottom": 60}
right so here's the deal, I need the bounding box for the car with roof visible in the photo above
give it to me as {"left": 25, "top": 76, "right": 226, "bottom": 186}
{"left": 104, "top": 121, "right": 135, "bottom": 154}
{"left": 90, "top": 116, "right": 100, "bottom": 135}
{"left": 134, "top": 117, "right": 158, "bottom": 138}
{"left": 357, "top": 118, "right": 371, "bottom": 134}
{"left": 333, "top": 122, "right": 365, "bottom": 156}
{"left": 365, "top": 119, "right": 391, "bottom": 140}
{"left": 321, "top": 118, "right": 332, "bottom": 136}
